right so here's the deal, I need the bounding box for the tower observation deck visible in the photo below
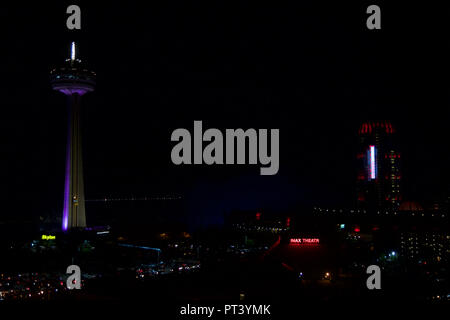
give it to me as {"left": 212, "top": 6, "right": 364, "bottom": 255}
{"left": 50, "top": 42, "right": 96, "bottom": 231}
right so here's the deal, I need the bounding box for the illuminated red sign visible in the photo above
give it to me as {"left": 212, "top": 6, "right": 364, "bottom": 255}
{"left": 290, "top": 238, "right": 320, "bottom": 244}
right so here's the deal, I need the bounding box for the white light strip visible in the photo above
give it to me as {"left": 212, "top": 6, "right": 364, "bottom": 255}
{"left": 71, "top": 42, "right": 76, "bottom": 60}
{"left": 370, "top": 145, "right": 376, "bottom": 179}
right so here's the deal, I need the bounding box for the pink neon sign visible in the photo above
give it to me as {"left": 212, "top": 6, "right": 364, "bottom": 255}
{"left": 290, "top": 238, "right": 320, "bottom": 244}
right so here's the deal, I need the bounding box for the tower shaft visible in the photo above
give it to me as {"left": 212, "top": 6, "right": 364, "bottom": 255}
{"left": 63, "top": 93, "right": 86, "bottom": 229}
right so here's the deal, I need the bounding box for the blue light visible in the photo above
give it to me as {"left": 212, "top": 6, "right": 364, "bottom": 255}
{"left": 340, "top": 224, "right": 345, "bottom": 229}
{"left": 118, "top": 243, "right": 161, "bottom": 252}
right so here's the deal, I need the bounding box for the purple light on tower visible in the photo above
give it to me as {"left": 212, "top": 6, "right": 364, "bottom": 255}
{"left": 62, "top": 132, "right": 71, "bottom": 231}
{"left": 50, "top": 42, "right": 96, "bottom": 231}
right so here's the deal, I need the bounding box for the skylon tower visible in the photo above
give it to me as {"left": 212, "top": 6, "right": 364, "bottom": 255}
{"left": 50, "top": 42, "right": 95, "bottom": 230}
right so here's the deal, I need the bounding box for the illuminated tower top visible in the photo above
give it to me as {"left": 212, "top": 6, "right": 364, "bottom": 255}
{"left": 50, "top": 42, "right": 96, "bottom": 96}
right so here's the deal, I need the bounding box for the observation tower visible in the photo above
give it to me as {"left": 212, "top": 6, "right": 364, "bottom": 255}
{"left": 50, "top": 42, "right": 96, "bottom": 231}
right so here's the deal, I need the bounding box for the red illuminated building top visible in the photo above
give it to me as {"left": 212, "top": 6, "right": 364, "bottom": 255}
{"left": 358, "top": 121, "right": 394, "bottom": 135}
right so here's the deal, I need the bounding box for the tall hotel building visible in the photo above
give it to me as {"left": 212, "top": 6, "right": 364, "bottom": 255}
{"left": 356, "top": 121, "right": 401, "bottom": 210}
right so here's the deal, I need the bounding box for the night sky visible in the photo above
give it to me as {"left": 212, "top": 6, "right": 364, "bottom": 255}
{"left": 1, "top": 2, "right": 448, "bottom": 227}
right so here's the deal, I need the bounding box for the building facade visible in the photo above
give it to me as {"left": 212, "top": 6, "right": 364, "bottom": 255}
{"left": 356, "top": 121, "right": 401, "bottom": 210}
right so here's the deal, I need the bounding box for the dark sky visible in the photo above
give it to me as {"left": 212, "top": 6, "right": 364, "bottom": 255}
{"left": 1, "top": 1, "right": 449, "bottom": 226}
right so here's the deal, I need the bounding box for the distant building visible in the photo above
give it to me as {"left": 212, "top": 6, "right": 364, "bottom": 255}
{"left": 400, "top": 231, "right": 449, "bottom": 263}
{"left": 226, "top": 210, "right": 289, "bottom": 234}
{"left": 399, "top": 201, "right": 423, "bottom": 212}
{"left": 356, "top": 121, "right": 401, "bottom": 210}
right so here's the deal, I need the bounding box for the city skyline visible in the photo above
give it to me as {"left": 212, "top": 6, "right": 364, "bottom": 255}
{"left": 1, "top": 2, "right": 448, "bottom": 229}
{"left": 0, "top": 1, "right": 448, "bottom": 307}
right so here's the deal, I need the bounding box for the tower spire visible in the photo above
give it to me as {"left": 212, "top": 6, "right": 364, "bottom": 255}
{"left": 71, "top": 41, "right": 76, "bottom": 61}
